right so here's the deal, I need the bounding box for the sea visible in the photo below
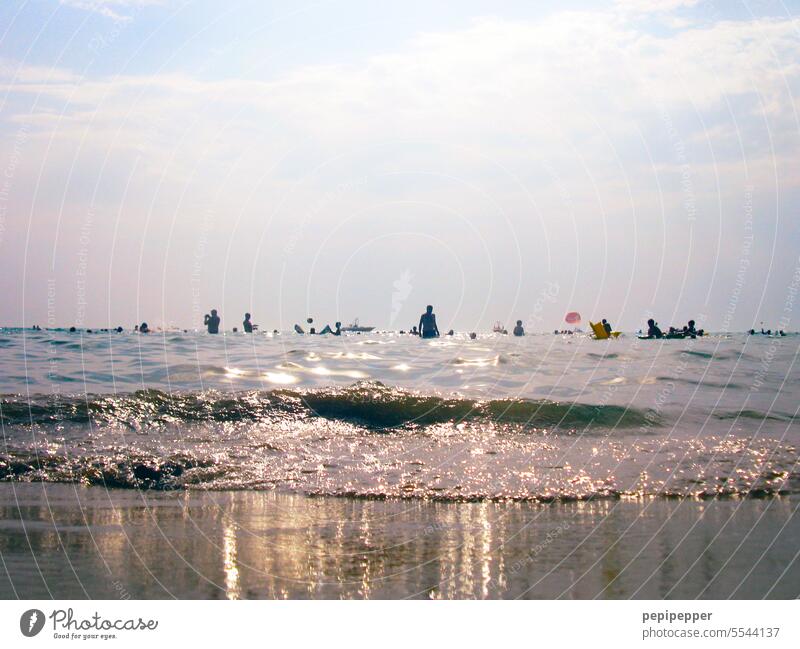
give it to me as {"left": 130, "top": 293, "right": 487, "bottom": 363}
{"left": 2, "top": 327, "right": 800, "bottom": 599}
{"left": 1, "top": 328, "right": 798, "bottom": 501}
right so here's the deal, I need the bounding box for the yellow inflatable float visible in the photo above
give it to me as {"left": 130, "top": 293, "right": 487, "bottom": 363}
{"left": 590, "top": 321, "right": 622, "bottom": 339}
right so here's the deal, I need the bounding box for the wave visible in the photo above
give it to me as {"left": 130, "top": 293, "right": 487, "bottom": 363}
{"left": 2, "top": 448, "right": 797, "bottom": 499}
{"left": 586, "top": 352, "right": 620, "bottom": 360}
{"left": 0, "top": 451, "right": 220, "bottom": 490}
{"left": 714, "top": 409, "right": 797, "bottom": 422}
{"left": 658, "top": 376, "right": 746, "bottom": 390}
{"left": 0, "top": 382, "right": 655, "bottom": 430}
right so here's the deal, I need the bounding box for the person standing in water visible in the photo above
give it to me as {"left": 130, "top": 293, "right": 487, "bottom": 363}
{"left": 204, "top": 309, "right": 220, "bottom": 334}
{"left": 513, "top": 320, "right": 525, "bottom": 336}
{"left": 418, "top": 305, "right": 440, "bottom": 339}
{"left": 243, "top": 313, "right": 257, "bottom": 333}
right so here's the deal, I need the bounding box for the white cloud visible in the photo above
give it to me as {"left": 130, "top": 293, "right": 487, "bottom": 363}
{"left": 7, "top": 11, "right": 796, "bottom": 177}
{"left": 614, "top": 0, "right": 701, "bottom": 14}
{"left": 58, "top": 0, "right": 163, "bottom": 22}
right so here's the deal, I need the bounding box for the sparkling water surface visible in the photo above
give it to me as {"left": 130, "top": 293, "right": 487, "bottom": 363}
{"left": 1, "top": 329, "right": 798, "bottom": 500}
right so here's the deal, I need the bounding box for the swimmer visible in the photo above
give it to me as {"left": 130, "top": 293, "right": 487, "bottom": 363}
{"left": 319, "top": 322, "right": 342, "bottom": 336}
{"left": 139, "top": 322, "right": 150, "bottom": 334}
{"left": 646, "top": 319, "right": 662, "bottom": 339}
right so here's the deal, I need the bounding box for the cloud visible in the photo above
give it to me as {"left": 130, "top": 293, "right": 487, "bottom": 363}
{"left": 5, "top": 10, "right": 796, "bottom": 182}
{"left": 58, "top": 0, "right": 163, "bottom": 22}
{"left": 614, "top": 0, "right": 701, "bottom": 14}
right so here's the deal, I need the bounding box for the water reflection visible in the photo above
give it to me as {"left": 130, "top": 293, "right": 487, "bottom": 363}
{"left": 223, "top": 522, "right": 240, "bottom": 600}
{"left": 1, "top": 484, "right": 797, "bottom": 600}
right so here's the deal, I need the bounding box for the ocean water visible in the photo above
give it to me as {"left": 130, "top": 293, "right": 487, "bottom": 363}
{"left": 1, "top": 328, "right": 798, "bottom": 501}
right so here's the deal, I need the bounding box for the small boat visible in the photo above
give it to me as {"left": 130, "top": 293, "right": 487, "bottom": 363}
{"left": 340, "top": 318, "right": 375, "bottom": 333}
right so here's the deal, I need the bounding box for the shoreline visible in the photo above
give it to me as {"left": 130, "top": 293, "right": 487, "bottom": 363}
{"left": 1, "top": 483, "right": 798, "bottom": 599}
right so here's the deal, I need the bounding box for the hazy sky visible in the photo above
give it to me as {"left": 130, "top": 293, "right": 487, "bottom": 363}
{"left": 1, "top": 0, "right": 799, "bottom": 331}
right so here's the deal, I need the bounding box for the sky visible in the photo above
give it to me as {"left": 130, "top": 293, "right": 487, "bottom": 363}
{"left": 1, "top": 0, "right": 799, "bottom": 331}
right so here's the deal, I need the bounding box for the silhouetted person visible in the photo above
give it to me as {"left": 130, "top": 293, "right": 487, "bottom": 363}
{"left": 602, "top": 319, "right": 612, "bottom": 335}
{"left": 646, "top": 318, "right": 662, "bottom": 339}
{"left": 69, "top": 326, "right": 76, "bottom": 332}
{"left": 205, "top": 309, "right": 220, "bottom": 334}
{"left": 418, "top": 305, "right": 440, "bottom": 339}
{"left": 513, "top": 320, "right": 525, "bottom": 336}
{"left": 139, "top": 322, "right": 150, "bottom": 333}
{"left": 410, "top": 326, "right": 419, "bottom": 336}
{"left": 243, "top": 313, "right": 255, "bottom": 333}
{"left": 319, "top": 322, "right": 341, "bottom": 335}
{"left": 686, "top": 320, "right": 697, "bottom": 335}
{"left": 469, "top": 332, "right": 477, "bottom": 340}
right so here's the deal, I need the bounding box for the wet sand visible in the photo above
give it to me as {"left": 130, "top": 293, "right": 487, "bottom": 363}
{"left": 1, "top": 483, "right": 798, "bottom": 599}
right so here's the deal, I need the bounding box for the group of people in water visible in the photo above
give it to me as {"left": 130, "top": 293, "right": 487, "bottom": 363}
{"left": 642, "top": 318, "right": 704, "bottom": 339}
{"left": 294, "top": 319, "right": 342, "bottom": 335}
{"left": 748, "top": 328, "right": 787, "bottom": 336}
{"left": 27, "top": 306, "right": 793, "bottom": 339}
